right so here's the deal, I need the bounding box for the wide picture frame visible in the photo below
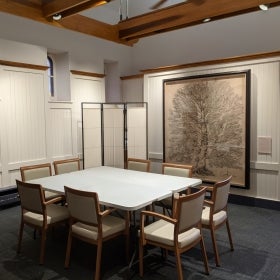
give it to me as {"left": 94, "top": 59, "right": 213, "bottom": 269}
{"left": 163, "top": 70, "right": 251, "bottom": 188}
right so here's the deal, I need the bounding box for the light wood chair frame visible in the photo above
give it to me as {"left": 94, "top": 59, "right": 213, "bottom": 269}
{"left": 53, "top": 158, "right": 80, "bottom": 175}
{"left": 16, "top": 180, "right": 68, "bottom": 264}
{"left": 127, "top": 157, "right": 151, "bottom": 172}
{"left": 201, "top": 175, "right": 234, "bottom": 267}
{"left": 20, "top": 163, "right": 64, "bottom": 203}
{"left": 20, "top": 163, "right": 52, "bottom": 182}
{"left": 139, "top": 187, "right": 209, "bottom": 280}
{"left": 64, "top": 186, "right": 130, "bottom": 280}
{"left": 155, "top": 162, "right": 194, "bottom": 216}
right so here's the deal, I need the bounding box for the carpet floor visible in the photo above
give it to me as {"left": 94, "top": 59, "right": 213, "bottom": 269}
{"left": 0, "top": 203, "right": 279, "bottom": 280}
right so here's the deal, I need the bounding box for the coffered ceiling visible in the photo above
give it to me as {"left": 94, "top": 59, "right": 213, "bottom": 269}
{"left": 1, "top": 0, "right": 280, "bottom": 45}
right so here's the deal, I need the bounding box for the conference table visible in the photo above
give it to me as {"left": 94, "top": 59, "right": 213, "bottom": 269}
{"left": 28, "top": 166, "right": 202, "bottom": 212}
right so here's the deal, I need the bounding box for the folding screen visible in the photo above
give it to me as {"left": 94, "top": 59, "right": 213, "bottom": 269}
{"left": 82, "top": 103, "right": 148, "bottom": 169}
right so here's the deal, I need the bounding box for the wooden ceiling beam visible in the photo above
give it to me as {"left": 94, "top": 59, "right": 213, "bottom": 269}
{"left": 42, "top": 0, "right": 110, "bottom": 18}
{"left": 118, "top": 0, "right": 280, "bottom": 41}
{"left": 1, "top": 0, "right": 280, "bottom": 46}
{"left": 56, "top": 15, "right": 135, "bottom": 45}
{"left": 0, "top": 0, "right": 131, "bottom": 45}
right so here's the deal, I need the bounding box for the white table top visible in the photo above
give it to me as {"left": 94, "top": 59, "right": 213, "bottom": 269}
{"left": 28, "top": 166, "right": 202, "bottom": 211}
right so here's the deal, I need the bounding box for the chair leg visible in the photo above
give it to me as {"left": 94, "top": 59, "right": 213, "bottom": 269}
{"left": 95, "top": 241, "right": 102, "bottom": 280}
{"left": 210, "top": 227, "right": 220, "bottom": 267}
{"left": 139, "top": 242, "right": 144, "bottom": 277}
{"left": 174, "top": 248, "right": 183, "bottom": 280}
{"left": 226, "top": 219, "right": 234, "bottom": 251}
{"left": 39, "top": 229, "right": 47, "bottom": 265}
{"left": 64, "top": 231, "right": 72, "bottom": 268}
{"left": 17, "top": 220, "right": 24, "bottom": 254}
{"left": 200, "top": 237, "right": 210, "bottom": 275}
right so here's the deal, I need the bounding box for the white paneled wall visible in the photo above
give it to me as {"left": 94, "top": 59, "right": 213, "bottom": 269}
{"left": 48, "top": 105, "right": 73, "bottom": 158}
{"left": 122, "top": 77, "right": 143, "bottom": 103}
{"left": 0, "top": 68, "right": 105, "bottom": 188}
{"left": 144, "top": 57, "right": 280, "bottom": 201}
{"left": 0, "top": 67, "right": 47, "bottom": 186}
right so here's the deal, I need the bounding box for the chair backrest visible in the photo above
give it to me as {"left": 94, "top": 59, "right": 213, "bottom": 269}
{"left": 53, "top": 158, "right": 80, "bottom": 175}
{"left": 64, "top": 186, "right": 99, "bottom": 226}
{"left": 20, "top": 163, "right": 52, "bottom": 182}
{"left": 162, "top": 163, "right": 193, "bottom": 177}
{"left": 127, "top": 158, "right": 151, "bottom": 172}
{"left": 16, "top": 180, "right": 45, "bottom": 214}
{"left": 212, "top": 176, "right": 232, "bottom": 213}
{"left": 173, "top": 187, "right": 207, "bottom": 233}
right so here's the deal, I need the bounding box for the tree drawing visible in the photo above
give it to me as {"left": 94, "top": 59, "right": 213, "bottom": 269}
{"left": 166, "top": 77, "right": 244, "bottom": 179}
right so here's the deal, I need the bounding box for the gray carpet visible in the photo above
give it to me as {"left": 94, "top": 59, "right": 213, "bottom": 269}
{"left": 0, "top": 203, "right": 279, "bottom": 280}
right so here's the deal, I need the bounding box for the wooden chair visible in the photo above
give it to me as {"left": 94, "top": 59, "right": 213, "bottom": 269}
{"left": 64, "top": 186, "right": 130, "bottom": 280}
{"left": 155, "top": 163, "right": 193, "bottom": 215}
{"left": 53, "top": 158, "right": 80, "bottom": 175}
{"left": 127, "top": 157, "right": 151, "bottom": 224}
{"left": 20, "top": 163, "right": 64, "bottom": 201}
{"left": 16, "top": 180, "right": 69, "bottom": 264}
{"left": 127, "top": 158, "right": 151, "bottom": 172}
{"left": 139, "top": 187, "right": 209, "bottom": 280}
{"left": 201, "top": 175, "right": 234, "bottom": 267}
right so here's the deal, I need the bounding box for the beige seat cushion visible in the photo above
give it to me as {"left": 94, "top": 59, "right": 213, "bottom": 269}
{"left": 201, "top": 206, "right": 227, "bottom": 226}
{"left": 72, "top": 215, "right": 126, "bottom": 240}
{"left": 23, "top": 204, "right": 69, "bottom": 226}
{"left": 143, "top": 219, "right": 200, "bottom": 248}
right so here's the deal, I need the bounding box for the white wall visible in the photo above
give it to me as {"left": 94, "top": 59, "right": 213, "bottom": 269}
{"left": 1, "top": 7, "right": 280, "bottom": 203}
{"left": 0, "top": 38, "right": 106, "bottom": 188}
{"left": 0, "top": 12, "right": 133, "bottom": 76}
{"left": 131, "top": 7, "right": 280, "bottom": 73}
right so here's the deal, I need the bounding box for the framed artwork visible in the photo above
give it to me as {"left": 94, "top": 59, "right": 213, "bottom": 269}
{"left": 163, "top": 70, "right": 251, "bottom": 188}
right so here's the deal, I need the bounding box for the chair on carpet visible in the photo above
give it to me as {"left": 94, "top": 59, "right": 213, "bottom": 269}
{"left": 16, "top": 180, "right": 69, "bottom": 264}
{"left": 139, "top": 187, "right": 209, "bottom": 280}
{"left": 155, "top": 163, "right": 193, "bottom": 215}
{"left": 53, "top": 158, "right": 80, "bottom": 175}
{"left": 201, "top": 175, "right": 234, "bottom": 267}
{"left": 127, "top": 157, "right": 151, "bottom": 172}
{"left": 20, "top": 163, "right": 64, "bottom": 202}
{"left": 64, "top": 186, "right": 130, "bottom": 280}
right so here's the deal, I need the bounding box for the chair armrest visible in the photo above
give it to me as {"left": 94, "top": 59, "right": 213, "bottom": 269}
{"left": 140, "top": 210, "right": 177, "bottom": 225}
{"left": 204, "top": 199, "right": 214, "bottom": 207}
{"left": 100, "top": 207, "right": 116, "bottom": 217}
{"left": 45, "top": 195, "right": 65, "bottom": 205}
{"left": 199, "top": 185, "right": 214, "bottom": 192}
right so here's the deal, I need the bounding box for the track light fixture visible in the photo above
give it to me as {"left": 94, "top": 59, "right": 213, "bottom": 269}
{"left": 202, "top": 18, "right": 211, "bottom": 23}
{"left": 259, "top": 4, "right": 269, "bottom": 11}
{"left": 52, "top": 14, "right": 62, "bottom": 21}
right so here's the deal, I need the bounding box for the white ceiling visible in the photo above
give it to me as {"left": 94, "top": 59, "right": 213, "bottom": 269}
{"left": 81, "top": 0, "right": 186, "bottom": 24}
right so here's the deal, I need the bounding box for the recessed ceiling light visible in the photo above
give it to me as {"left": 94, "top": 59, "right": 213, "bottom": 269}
{"left": 52, "top": 14, "right": 62, "bottom": 21}
{"left": 259, "top": 4, "right": 269, "bottom": 11}
{"left": 203, "top": 18, "right": 211, "bottom": 23}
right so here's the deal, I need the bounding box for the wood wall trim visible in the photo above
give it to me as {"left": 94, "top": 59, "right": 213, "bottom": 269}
{"left": 141, "top": 50, "right": 280, "bottom": 74}
{"left": 0, "top": 59, "right": 48, "bottom": 70}
{"left": 70, "top": 70, "right": 105, "bottom": 78}
{"left": 120, "top": 74, "right": 144, "bottom": 80}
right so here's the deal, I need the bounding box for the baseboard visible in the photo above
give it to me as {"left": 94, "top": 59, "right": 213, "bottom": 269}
{"left": 229, "top": 193, "right": 280, "bottom": 211}
{"left": 0, "top": 186, "right": 20, "bottom": 208}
